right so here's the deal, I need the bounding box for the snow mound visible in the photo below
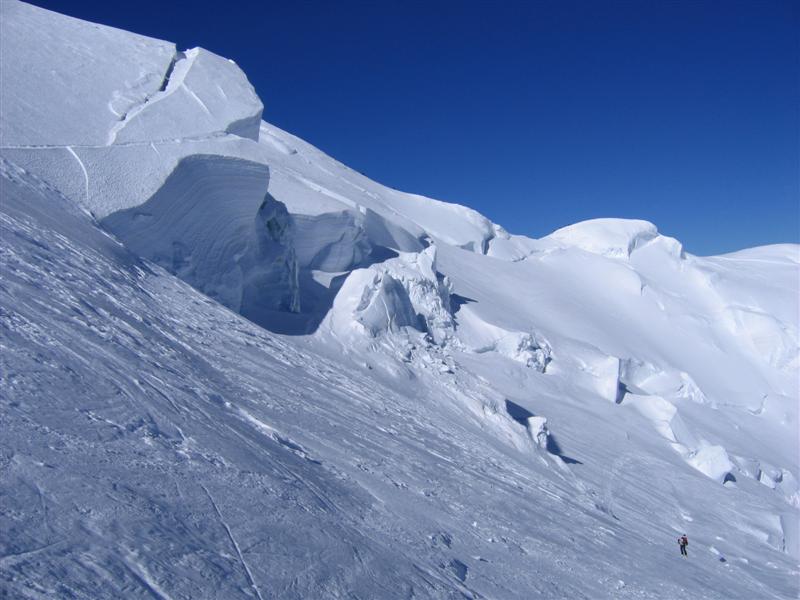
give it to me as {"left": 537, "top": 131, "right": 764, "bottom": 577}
{"left": 546, "top": 218, "right": 675, "bottom": 259}
{"left": 389, "top": 193, "right": 496, "bottom": 253}
{"left": 724, "top": 307, "right": 798, "bottom": 371}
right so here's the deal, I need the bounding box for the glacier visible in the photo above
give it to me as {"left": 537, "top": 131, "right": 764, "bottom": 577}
{"left": 1, "top": 2, "right": 798, "bottom": 599}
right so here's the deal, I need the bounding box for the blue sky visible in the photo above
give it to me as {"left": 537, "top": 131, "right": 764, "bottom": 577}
{"left": 34, "top": 0, "right": 798, "bottom": 255}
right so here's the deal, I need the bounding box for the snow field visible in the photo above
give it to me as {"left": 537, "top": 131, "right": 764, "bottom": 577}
{"left": 1, "top": 2, "right": 798, "bottom": 598}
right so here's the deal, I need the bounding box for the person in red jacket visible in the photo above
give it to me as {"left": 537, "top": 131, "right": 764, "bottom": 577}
{"left": 678, "top": 534, "right": 689, "bottom": 557}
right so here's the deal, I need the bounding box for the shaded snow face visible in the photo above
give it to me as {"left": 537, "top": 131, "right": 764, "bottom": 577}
{"left": 102, "top": 155, "right": 300, "bottom": 322}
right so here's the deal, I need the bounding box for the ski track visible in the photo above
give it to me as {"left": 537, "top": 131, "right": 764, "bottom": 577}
{"left": 201, "top": 484, "right": 265, "bottom": 600}
{"left": 122, "top": 553, "right": 176, "bottom": 600}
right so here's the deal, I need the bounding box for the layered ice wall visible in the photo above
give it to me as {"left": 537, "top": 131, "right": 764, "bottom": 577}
{"left": 0, "top": 0, "right": 297, "bottom": 321}
{"left": 102, "top": 156, "right": 299, "bottom": 320}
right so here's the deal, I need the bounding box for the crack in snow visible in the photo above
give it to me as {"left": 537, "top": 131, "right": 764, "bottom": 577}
{"left": 106, "top": 50, "right": 192, "bottom": 145}
{"left": 157, "top": 53, "right": 182, "bottom": 93}
{"left": 0, "top": 132, "right": 232, "bottom": 150}
{"left": 65, "top": 146, "right": 89, "bottom": 203}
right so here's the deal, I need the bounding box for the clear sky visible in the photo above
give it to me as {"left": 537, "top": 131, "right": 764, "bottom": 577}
{"left": 32, "top": 0, "right": 799, "bottom": 255}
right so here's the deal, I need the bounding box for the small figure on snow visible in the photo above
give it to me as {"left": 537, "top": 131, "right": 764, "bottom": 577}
{"left": 678, "top": 534, "right": 689, "bottom": 557}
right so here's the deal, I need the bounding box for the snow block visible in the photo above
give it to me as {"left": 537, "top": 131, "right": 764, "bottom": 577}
{"left": 109, "top": 48, "right": 263, "bottom": 145}
{"left": 355, "top": 272, "right": 426, "bottom": 336}
{"left": 461, "top": 316, "right": 553, "bottom": 372}
{"left": 617, "top": 358, "right": 708, "bottom": 405}
{"left": 686, "top": 444, "right": 734, "bottom": 484}
{"left": 547, "top": 218, "right": 661, "bottom": 259}
{"left": 0, "top": 2, "right": 262, "bottom": 147}
{"left": 326, "top": 246, "right": 455, "bottom": 343}
{"left": 385, "top": 192, "right": 495, "bottom": 253}
{"left": 495, "top": 332, "right": 552, "bottom": 372}
{"left": 526, "top": 416, "right": 549, "bottom": 449}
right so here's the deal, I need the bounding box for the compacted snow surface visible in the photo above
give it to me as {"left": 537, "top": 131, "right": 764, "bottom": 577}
{"left": 1, "top": 2, "right": 798, "bottom": 599}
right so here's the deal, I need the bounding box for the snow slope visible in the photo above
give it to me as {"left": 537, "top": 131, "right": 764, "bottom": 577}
{"left": 1, "top": 2, "right": 798, "bottom": 599}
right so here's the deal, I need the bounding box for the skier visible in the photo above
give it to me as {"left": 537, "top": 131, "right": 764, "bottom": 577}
{"left": 678, "top": 534, "right": 689, "bottom": 557}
